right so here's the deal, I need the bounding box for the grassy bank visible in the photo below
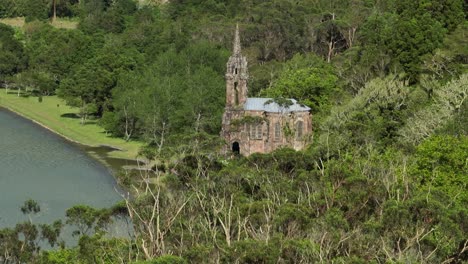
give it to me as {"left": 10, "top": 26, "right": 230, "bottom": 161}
{"left": 0, "top": 17, "right": 78, "bottom": 29}
{"left": 0, "top": 90, "right": 142, "bottom": 160}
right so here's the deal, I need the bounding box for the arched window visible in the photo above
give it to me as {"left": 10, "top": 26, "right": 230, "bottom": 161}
{"left": 296, "top": 121, "right": 303, "bottom": 139}
{"left": 250, "top": 123, "right": 263, "bottom": 140}
{"left": 249, "top": 124, "right": 255, "bottom": 138}
{"left": 274, "top": 122, "right": 281, "bottom": 141}
{"left": 256, "top": 124, "right": 262, "bottom": 139}
{"left": 234, "top": 82, "right": 239, "bottom": 105}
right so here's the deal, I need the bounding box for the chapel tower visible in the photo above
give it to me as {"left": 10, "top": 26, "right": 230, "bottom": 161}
{"left": 225, "top": 24, "right": 248, "bottom": 108}
{"left": 221, "top": 24, "right": 313, "bottom": 156}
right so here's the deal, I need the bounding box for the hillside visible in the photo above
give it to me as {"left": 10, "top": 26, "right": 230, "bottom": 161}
{"left": 0, "top": 0, "right": 467, "bottom": 263}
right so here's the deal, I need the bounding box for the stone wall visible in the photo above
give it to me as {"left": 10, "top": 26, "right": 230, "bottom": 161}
{"left": 221, "top": 109, "right": 312, "bottom": 156}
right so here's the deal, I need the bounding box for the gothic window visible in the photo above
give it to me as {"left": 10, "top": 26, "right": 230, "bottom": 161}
{"left": 235, "top": 68, "right": 238, "bottom": 74}
{"left": 296, "top": 121, "right": 303, "bottom": 139}
{"left": 274, "top": 122, "right": 281, "bottom": 141}
{"left": 250, "top": 123, "right": 263, "bottom": 140}
{"left": 249, "top": 124, "right": 255, "bottom": 138}
{"left": 256, "top": 124, "right": 262, "bottom": 139}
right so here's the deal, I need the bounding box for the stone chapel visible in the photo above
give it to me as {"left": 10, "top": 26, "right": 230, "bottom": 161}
{"left": 221, "top": 25, "right": 312, "bottom": 156}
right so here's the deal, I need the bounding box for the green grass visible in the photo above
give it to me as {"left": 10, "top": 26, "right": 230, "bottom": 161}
{"left": 0, "top": 90, "right": 143, "bottom": 160}
{"left": 0, "top": 17, "right": 78, "bottom": 29}
{"left": 0, "top": 17, "right": 25, "bottom": 27}
{"left": 50, "top": 18, "right": 79, "bottom": 29}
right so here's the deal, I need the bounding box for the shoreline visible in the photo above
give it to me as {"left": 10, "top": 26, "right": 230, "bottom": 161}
{"left": 0, "top": 106, "right": 138, "bottom": 174}
{"left": 0, "top": 105, "right": 90, "bottom": 147}
{"left": 0, "top": 91, "right": 142, "bottom": 160}
{"left": 0, "top": 93, "right": 145, "bottom": 174}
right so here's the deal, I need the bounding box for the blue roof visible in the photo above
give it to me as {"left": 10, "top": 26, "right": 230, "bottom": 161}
{"left": 244, "top": 98, "right": 311, "bottom": 113}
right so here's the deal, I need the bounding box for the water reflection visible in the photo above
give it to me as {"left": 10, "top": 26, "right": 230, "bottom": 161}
{"left": 0, "top": 108, "right": 133, "bottom": 245}
{"left": 80, "top": 145, "right": 140, "bottom": 174}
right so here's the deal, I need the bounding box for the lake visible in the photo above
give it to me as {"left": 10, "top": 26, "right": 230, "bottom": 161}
{"left": 0, "top": 108, "right": 127, "bottom": 235}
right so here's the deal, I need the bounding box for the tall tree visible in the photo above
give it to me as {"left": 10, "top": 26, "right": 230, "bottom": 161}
{"left": 0, "top": 24, "right": 27, "bottom": 82}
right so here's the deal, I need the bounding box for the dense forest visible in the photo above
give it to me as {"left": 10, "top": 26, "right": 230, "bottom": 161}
{"left": 0, "top": 0, "right": 467, "bottom": 263}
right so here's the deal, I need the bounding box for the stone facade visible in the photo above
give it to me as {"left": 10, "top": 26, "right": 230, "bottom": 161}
{"left": 221, "top": 25, "right": 312, "bottom": 156}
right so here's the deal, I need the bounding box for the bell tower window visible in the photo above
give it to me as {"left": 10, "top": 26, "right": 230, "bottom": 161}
{"left": 234, "top": 82, "right": 239, "bottom": 105}
{"left": 235, "top": 68, "right": 238, "bottom": 74}
{"left": 296, "top": 121, "right": 303, "bottom": 139}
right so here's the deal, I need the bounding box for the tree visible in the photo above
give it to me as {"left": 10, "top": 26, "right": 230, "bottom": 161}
{"left": 398, "top": 74, "right": 468, "bottom": 145}
{"left": 111, "top": 73, "right": 143, "bottom": 141}
{"left": 0, "top": 0, "right": 17, "bottom": 18}
{"left": 394, "top": 0, "right": 464, "bottom": 32}
{"left": 0, "top": 24, "right": 27, "bottom": 83}
{"left": 65, "top": 205, "right": 111, "bottom": 237}
{"left": 0, "top": 200, "right": 64, "bottom": 263}
{"left": 22, "top": 0, "right": 49, "bottom": 22}
{"left": 21, "top": 199, "right": 41, "bottom": 223}
{"left": 315, "top": 13, "right": 348, "bottom": 63}
{"left": 58, "top": 64, "right": 101, "bottom": 125}
{"left": 390, "top": 13, "right": 446, "bottom": 82}
{"left": 261, "top": 53, "right": 338, "bottom": 112}
{"left": 411, "top": 135, "right": 468, "bottom": 205}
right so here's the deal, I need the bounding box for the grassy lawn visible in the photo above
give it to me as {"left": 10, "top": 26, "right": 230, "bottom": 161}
{"left": 50, "top": 18, "right": 79, "bottom": 29}
{"left": 0, "top": 17, "right": 25, "bottom": 27}
{"left": 0, "top": 17, "right": 78, "bottom": 29}
{"left": 0, "top": 90, "right": 143, "bottom": 160}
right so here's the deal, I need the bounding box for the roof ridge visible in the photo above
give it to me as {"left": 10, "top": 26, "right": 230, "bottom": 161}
{"left": 244, "top": 98, "right": 310, "bottom": 112}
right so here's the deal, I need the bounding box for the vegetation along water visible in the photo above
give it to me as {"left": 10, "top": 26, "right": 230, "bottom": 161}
{"left": 0, "top": 0, "right": 467, "bottom": 263}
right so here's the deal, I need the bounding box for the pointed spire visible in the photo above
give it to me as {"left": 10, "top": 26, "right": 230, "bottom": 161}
{"left": 233, "top": 23, "right": 241, "bottom": 55}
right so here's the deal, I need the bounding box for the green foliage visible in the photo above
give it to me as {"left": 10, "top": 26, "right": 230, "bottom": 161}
{"left": 394, "top": 0, "right": 464, "bottom": 32}
{"left": 422, "top": 22, "right": 468, "bottom": 80}
{"left": 0, "top": 24, "right": 26, "bottom": 80}
{"left": 0, "top": 0, "right": 17, "bottom": 18}
{"left": 40, "top": 221, "right": 63, "bottom": 248}
{"left": 224, "top": 239, "right": 281, "bottom": 263}
{"left": 351, "top": 0, "right": 464, "bottom": 84}
{"left": 321, "top": 76, "right": 410, "bottom": 151}
{"left": 77, "top": 235, "right": 124, "bottom": 263}
{"left": 261, "top": 53, "right": 339, "bottom": 112}
{"left": 104, "top": 41, "right": 227, "bottom": 142}
{"left": 230, "top": 115, "right": 267, "bottom": 131}
{"left": 20, "top": 199, "right": 40, "bottom": 216}
{"left": 23, "top": 0, "right": 50, "bottom": 22}
{"left": 411, "top": 135, "right": 468, "bottom": 204}
{"left": 391, "top": 14, "right": 446, "bottom": 82}
{"left": 78, "top": 0, "right": 137, "bottom": 34}
{"left": 132, "top": 255, "right": 187, "bottom": 264}
{"left": 40, "top": 249, "right": 78, "bottom": 264}
{"left": 0, "top": 200, "right": 64, "bottom": 263}
{"left": 0, "top": 1, "right": 466, "bottom": 263}
{"left": 398, "top": 74, "right": 468, "bottom": 145}
{"left": 65, "top": 205, "right": 112, "bottom": 236}
{"left": 25, "top": 24, "right": 94, "bottom": 92}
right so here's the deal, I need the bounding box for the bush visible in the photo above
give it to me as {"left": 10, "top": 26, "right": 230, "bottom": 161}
{"left": 132, "top": 255, "right": 187, "bottom": 264}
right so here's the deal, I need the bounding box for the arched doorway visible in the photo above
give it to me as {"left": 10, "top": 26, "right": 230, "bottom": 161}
{"left": 232, "top": 142, "right": 240, "bottom": 155}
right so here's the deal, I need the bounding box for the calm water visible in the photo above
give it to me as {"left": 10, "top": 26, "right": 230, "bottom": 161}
{"left": 0, "top": 108, "right": 124, "bottom": 230}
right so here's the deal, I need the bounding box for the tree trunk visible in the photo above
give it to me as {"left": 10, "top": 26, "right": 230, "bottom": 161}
{"left": 52, "top": 0, "right": 57, "bottom": 22}
{"left": 80, "top": 100, "right": 86, "bottom": 125}
{"left": 327, "top": 40, "right": 335, "bottom": 63}
{"left": 123, "top": 106, "right": 133, "bottom": 141}
{"left": 347, "top": 27, "right": 356, "bottom": 48}
{"left": 158, "top": 122, "right": 166, "bottom": 153}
